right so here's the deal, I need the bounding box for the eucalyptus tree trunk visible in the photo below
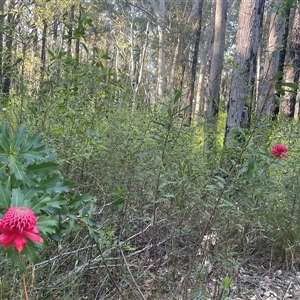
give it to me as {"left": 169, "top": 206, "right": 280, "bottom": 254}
{"left": 170, "top": 35, "right": 183, "bottom": 90}
{"left": 273, "top": 4, "right": 291, "bottom": 118}
{"left": 170, "top": 0, "right": 205, "bottom": 92}
{"left": 67, "top": 5, "right": 75, "bottom": 55}
{"left": 281, "top": 4, "right": 300, "bottom": 118}
{"left": 194, "top": 8, "right": 215, "bottom": 120}
{"left": 40, "top": 20, "right": 47, "bottom": 82}
{"left": 149, "top": 0, "right": 166, "bottom": 100}
{"left": 2, "top": 0, "right": 16, "bottom": 95}
{"left": 225, "top": 0, "right": 265, "bottom": 139}
{"left": 186, "top": 0, "right": 203, "bottom": 125}
{"left": 0, "top": 0, "right": 6, "bottom": 90}
{"left": 257, "top": 0, "right": 284, "bottom": 116}
{"left": 75, "top": 4, "right": 82, "bottom": 64}
{"left": 205, "top": 0, "right": 227, "bottom": 127}
{"left": 132, "top": 22, "right": 149, "bottom": 112}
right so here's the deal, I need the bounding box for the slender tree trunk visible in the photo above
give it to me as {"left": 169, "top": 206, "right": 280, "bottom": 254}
{"left": 75, "top": 4, "right": 82, "bottom": 64}
{"left": 273, "top": 4, "right": 291, "bottom": 118}
{"left": 132, "top": 22, "right": 149, "bottom": 111}
{"left": 67, "top": 5, "right": 75, "bottom": 55}
{"left": 0, "top": 0, "right": 6, "bottom": 91}
{"left": 130, "top": 6, "right": 136, "bottom": 92}
{"left": 194, "top": 11, "right": 215, "bottom": 121}
{"left": 257, "top": 0, "right": 284, "bottom": 115}
{"left": 187, "top": 0, "right": 203, "bottom": 125}
{"left": 2, "top": 0, "right": 16, "bottom": 95}
{"left": 40, "top": 20, "right": 47, "bottom": 84}
{"left": 149, "top": 0, "right": 166, "bottom": 99}
{"left": 281, "top": 4, "right": 300, "bottom": 118}
{"left": 205, "top": 0, "right": 228, "bottom": 127}
{"left": 170, "top": 36, "right": 182, "bottom": 89}
{"left": 225, "top": 0, "right": 265, "bottom": 140}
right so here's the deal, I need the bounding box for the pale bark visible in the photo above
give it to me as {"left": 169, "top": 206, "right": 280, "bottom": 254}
{"left": 0, "top": 0, "right": 6, "bottom": 88}
{"left": 226, "top": 0, "right": 265, "bottom": 139}
{"left": 169, "top": 35, "right": 182, "bottom": 89}
{"left": 205, "top": 0, "right": 228, "bottom": 125}
{"left": 273, "top": 5, "right": 291, "bottom": 118}
{"left": 281, "top": 4, "right": 300, "bottom": 118}
{"left": 132, "top": 22, "right": 149, "bottom": 111}
{"left": 257, "top": 0, "right": 284, "bottom": 115}
{"left": 67, "top": 6, "right": 74, "bottom": 55}
{"left": 149, "top": 0, "right": 166, "bottom": 99}
{"left": 194, "top": 8, "right": 215, "bottom": 120}
{"left": 2, "top": 0, "right": 16, "bottom": 95}
{"left": 187, "top": 0, "right": 203, "bottom": 125}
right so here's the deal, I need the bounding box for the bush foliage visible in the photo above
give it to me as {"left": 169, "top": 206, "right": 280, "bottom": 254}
{"left": 1, "top": 56, "right": 300, "bottom": 299}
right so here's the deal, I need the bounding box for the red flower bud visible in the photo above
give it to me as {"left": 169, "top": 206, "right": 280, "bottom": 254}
{"left": 271, "top": 144, "right": 288, "bottom": 158}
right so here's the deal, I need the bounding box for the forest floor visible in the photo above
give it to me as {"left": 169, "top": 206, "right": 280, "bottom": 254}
{"left": 210, "top": 264, "right": 300, "bottom": 300}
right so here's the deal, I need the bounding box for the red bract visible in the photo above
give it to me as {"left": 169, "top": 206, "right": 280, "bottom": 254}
{"left": 0, "top": 207, "right": 43, "bottom": 252}
{"left": 271, "top": 144, "right": 288, "bottom": 158}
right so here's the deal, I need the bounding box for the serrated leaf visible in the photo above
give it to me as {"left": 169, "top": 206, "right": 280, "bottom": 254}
{"left": 11, "top": 188, "right": 24, "bottom": 206}
{"left": 27, "top": 162, "right": 58, "bottom": 176}
{"left": 46, "top": 180, "right": 75, "bottom": 194}
{"left": 23, "top": 242, "right": 42, "bottom": 264}
{"left": 37, "top": 215, "right": 58, "bottom": 234}
{"left": 12, "top": 124, "right": 26, "bottom": 150}
{"left": 0, "top": 183, "right": 10, "bottom": 209}
{"left": 23, "top": 173, "right": 39, "bottom": 187}
{"left": 23, "top": 187, "right": 39, "bottom": 202}
{"left": 0, "top": 133, "right": 10, "bottom": 154}
{"left": 30, "top": 196, "right": 52, "bottom": 212}
{"left": 0, "top": 163, "right": 7, "bottom": 173}
{"left": 0, "top": 122, "right": 9, "bottom": 138}
{"left": 20, "top": 132, "right": 43, "bottom": 152}
{"left": 8, "top": 155, "right": 25, "bottom": 180}
{"left": 39, "top": 174, "right": 62, "bottom": 190}
{"left": 17, "top": 150, "right": 47, "bottom": 164}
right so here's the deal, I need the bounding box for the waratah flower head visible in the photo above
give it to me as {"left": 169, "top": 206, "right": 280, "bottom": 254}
{"left": 0, "top": 206, "right": 43, "bottom": 252}
{"left": 271, "top": 144, "right": 288, "bottom": 158}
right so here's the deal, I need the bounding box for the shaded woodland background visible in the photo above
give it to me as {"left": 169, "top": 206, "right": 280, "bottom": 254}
{"left": 1, "top": 0, "right": 300, "bottom": 299}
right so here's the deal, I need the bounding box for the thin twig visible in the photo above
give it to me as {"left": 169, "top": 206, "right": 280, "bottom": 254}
{"left": 22, "top": 273, "right": 29, "bottom": 300}
{"left": 282, "top": 280, "right": 292, "bottom": 299}
{"left": 120, "top": 247, "right": 147, "bottom": 300}
{"left": 94, "top": 243, "right": 127, "bottom": 300}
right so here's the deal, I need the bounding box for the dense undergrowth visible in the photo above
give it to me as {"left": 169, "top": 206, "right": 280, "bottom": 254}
{"left": 1, "top": 59, "right": 300, "bottom": 299}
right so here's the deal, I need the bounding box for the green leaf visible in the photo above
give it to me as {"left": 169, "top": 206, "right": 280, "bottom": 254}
{"left": 11, "top": 188, "right": 24, "bottom": 206}
{"left": 39, "top": 174, "right": 62, "bottom": 190}
{"left": 23, "top": 187, "right": 39, "bottom": 202}
{"left": 0, "top": 122, "right": 9, "bottom": 139}
{"left": 8, "top": 155, "right": 25, "bottom": 180}
{"left": 46, "top": 180, "right": 75, "bottom": 194}
{"left": 6, "top": 247, "right": 26, "bottom": 273}
{"left": 12, "top": 124, "right": 26, "bottom": 150}
{"left": 20, "top": 132, "right": 43, "bottom": 152}
{"left": 280, "top": 82, "right": 298, "bottom": 89}
{"left": 23, "top": 173, "right": 39, "bottom": 187}
{"left": 23, "top": 242, "right": 42, "bottom": 264}
{"left": 275, "top": 84, "right": 285, "bottom": 95}
{"left": 0, "top": 133, "right": 10, "bottom": 154}
{"left": 0, "top": 183, "right": 10, "bottom": 209}
{"left": 272, "top": 71, "right": 284, "bottom": 81}
{"left": 30, "top": 196, "right": 52, "bottom": 212}
{"left": 27, "top": 162, "right": 59, "bottom": 177}
{"left": 18, "top": 150, "right": 47, "bottom": 164}
{"left": 37, "top": 215, "right": 58, "bottom": 234}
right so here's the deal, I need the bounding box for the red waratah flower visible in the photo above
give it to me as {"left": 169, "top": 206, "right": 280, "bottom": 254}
{"left": 0, "top": 206, "right": 43, "bottom": 252}
{"left": 271, "top": 144, "right": 288, "bottom": 158}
